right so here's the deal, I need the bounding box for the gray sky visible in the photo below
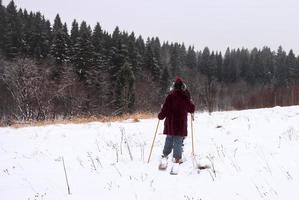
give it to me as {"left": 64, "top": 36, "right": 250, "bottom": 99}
{"left": 3, "top": 0, "right": 299, "bottom": 54}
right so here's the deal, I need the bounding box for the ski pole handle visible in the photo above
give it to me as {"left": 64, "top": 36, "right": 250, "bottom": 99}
{"left": 147, "top": 120, "right": 160, "bottom": 163}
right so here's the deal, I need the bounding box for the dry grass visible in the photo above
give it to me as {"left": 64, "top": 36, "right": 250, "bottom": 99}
{"left": 8, "top": 112, "right": 157, "bottom": 128}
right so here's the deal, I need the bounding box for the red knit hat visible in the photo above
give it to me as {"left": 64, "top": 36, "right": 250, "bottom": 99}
{"left": 175, "top": 77, "right": 183, "bottom": 84}
{"left": 174, "top": 77, "right": 184, "bottom": 90}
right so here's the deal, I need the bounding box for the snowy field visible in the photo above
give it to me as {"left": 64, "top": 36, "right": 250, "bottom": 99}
{"left": 1, "top": 106, "right": 299, "bottom": 200}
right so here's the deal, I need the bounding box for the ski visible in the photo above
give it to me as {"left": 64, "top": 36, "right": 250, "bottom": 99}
{"left": 158, "top": 156, "right": 210, "bottom": 175}
{"left": 192, "top": 155, "right": 211, "bottom": 170}
{"left": 170, "top": 163, "right": 180, "bottom": 175}
{"left": 158, "top": 156, "right": 168, "bottom": 170}
{"left": 197, "top": 164, "right": 211, "bottom": 170}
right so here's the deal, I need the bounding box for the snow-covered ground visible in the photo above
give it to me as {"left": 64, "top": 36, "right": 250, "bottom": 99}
{"left": 1, "top": 106, "right": 299, "bottom": 200}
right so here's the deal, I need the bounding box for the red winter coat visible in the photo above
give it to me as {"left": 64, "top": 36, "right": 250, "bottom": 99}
{"left": 158, "top": 89, "right": 195, "bottom": 136}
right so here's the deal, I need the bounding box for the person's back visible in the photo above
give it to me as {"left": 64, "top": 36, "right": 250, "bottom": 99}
{"left": 158, "top": 89, "right": 194, "bottom": 136}
{"left": 158, "top": 77, "right": 195, "bottom": 173}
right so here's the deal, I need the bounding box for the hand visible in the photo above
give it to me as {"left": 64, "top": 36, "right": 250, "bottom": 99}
{"left": 184, "top": 89, "right": 191, "bottom": 100}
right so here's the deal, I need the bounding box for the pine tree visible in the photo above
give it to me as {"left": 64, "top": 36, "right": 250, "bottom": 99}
{"left": 4, "top": 0, "right": 22, "bottom": 58}
{"left": 199, "top": 47, "right": 210, "bottom": 75}
{"left": 144, "top": 38, "right": 160, "bottom": 81}
{"left": 22, "top": 12, "right": 51, "bottom": 59}
{"left": 159, "top": 66, "right": 170, "bottom": 97}
{"left": 208, "top": 52, "right": 218, "bottom": 80}
{"left": 70, "top": 19, "right": 79, "bottom": 45}
{"left": 69, "top": 19, "right": 79, "bottom": 60}
{"left": 197, "top": 51, "right": 202, "bottom": 72}
{"left": 63, "top": 23, "right": 69, "bottom": 38}
{"left": 222, "top": 48, "right": 237, "bottom": 83}
{"left": 72, "top": 21, "right": 95, "bottom": 80}
{"left": 108, "top": 27, "right": 128, "bottom": 81}
{"left": 50, "top": 14, "right": 69, "bottom": 65}
{"left": 152, "top": 37, "right": 162, "bottom": 67}
{"left": 106, "top": 27, "right": 125, "bottom": 110}
{"left": 160, "top": 42, "right": 170, "bottom": 68}
{"left": 85, "top": 27, "right": 106, "bottom": 114}
{"left": 0, "top": 0, "right": 6, "bottom": 52}
{"left": 62, "top": 22, "right": 71, "bottom": 59}
{"left": 134, "top": 35, "right": 145, "bottom": 76}
{"left": 199, "top": 47, "right": 218, "bottom": 83}
{"left": 239, "top": 48, "right": 250, "bottom": 83}
{"left": 260, "top": 47, "right": 274, "bottom": 84}
{"left": 92, "top": 22, "right": 103, "bottom": 55}
{"left": 53, "top": 13, "right": 62, "bottom": 32}
{"left": 115, "top": 61, "right": 135, "bottom": 114}
{"left": 136, "top": 35, "right": 145, "bottom": 56}
{"left": 169, "top": 43, "right": 181, "bottom": 77}
{"left": 186, "top": 46, "right": 197, "bottom": 70}
{"left": 40, "top": 18, "right": 52, "bottom": 58}
{"left": 287, "top": 49, "right": 299, "bottom": 84}
{"left": 216, "top": 52, "right": 223, "bottom": 82}
{"left": 179, "top": 43, "right": 187, "bottom": 73}
{"left": 205, "top": 51, "right": 218, "bottom": 113}
{"left": 274, "top": 46, "right": 288, "bottom": 87}
{"left": 251, "top": 48, "right": 265, "bottom": 84}
{"left": 126, "top": 32, "right": 139, "bottom": 73}
{"left": 19, "top": 9, "right": 30, "bottom": 56}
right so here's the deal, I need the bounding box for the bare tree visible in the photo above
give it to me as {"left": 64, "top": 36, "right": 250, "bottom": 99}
{"left": 0, "top": 58, "right": 47, "bottom": 121}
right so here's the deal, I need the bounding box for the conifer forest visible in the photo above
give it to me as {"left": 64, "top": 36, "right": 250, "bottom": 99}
{"left": 1, "top": 0, "right": 299, "bottom": 124}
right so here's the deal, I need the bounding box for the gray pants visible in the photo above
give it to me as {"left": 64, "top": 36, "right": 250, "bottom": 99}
{"left": 162, "top": 135, "right": 184, "bottom": 160}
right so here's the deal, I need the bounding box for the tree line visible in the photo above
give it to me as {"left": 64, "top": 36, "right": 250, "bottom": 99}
{"left": 1, "top": 0, "right": 299, "bottom": 124}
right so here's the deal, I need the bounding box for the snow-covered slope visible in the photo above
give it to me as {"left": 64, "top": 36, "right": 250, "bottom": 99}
{"left": 1, "top": 106, "right": 299, "bottom": 200}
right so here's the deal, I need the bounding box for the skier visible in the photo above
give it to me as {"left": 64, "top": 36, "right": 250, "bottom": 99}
{"left": 158, "top": 77, "right": 195, "bottom": 174}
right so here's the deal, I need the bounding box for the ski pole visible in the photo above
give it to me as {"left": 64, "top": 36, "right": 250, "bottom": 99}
{"left": 147, "top": 119, "right": 160, "bottom": 163}
{"left": 190, "top": 113, "right": 200, "bottom": 168}
{"left": 191, "top": 113, "right": 195, "bottom": 156}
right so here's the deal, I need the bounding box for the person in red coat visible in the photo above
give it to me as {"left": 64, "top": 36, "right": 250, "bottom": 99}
{"left": 158, "top": 77, "right": 195, "bottom": 164}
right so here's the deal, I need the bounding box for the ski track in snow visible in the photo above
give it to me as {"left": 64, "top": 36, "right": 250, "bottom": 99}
{"left": 1, "top": 106, "right": 299, "bottom": 200}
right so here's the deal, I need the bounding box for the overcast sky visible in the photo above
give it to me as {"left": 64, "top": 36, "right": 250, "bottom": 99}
{"left": 3, "top": 0, "right": 299, "bottom": 54}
